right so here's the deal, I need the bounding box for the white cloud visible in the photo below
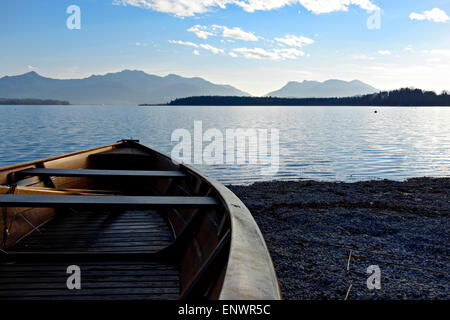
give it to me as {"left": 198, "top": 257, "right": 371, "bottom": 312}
{"left": 199, "top": 44, "right": 224, "bottom": 54}
{"left": 188, "top": 25, "right": 215, "bottom": 39}
{"left": 233, "top": 48, "right": 276, "bottom": 59}
{"left": 431, "top": 49, "right": 450, "bottom": 57}
{"left": 423, "top": 49, "right": 450, "bottom": 57}
{"left": 229, "top": 52, "right": 239, "bottom": 58}
{"left": 409, "top": 8, "right": 449, "bottom": 23}
{"left": 234, "top": 0, "right": 379, "bottom": 14}
{"left": 275, "top": 34, "right": 314, "bottom": 47}
{"left": 298, "top": 0, "right": 378, "bottom": 14}
{"left": 404, "top": 45, "right": 413, "bottom": 52}
{"left": 275, "top": 48, "right": 307, "bottom": 59}
{"left": 189, "top": 25, "right": 258, "bottom": 41}
{"left": 112, "top": 0, "right": 378, "bottom": 17}
{"left": 169, "top": 40, "right": 224, "bottom": 54}
{"left": 350, "top": 54, "right": 375, "bottom": 60}
{"left": 233, "top": 47, "right": 305, "bottom": 60}
{"left": 378, "top": 50, "right": 391, "bottom": 55}
{"left": 134, "top": 42, "right": 149, "bottom": 46}
{"left": 193, "top": 50, "right": 200, "bottom": 55}
{"left": 219, "top": 26, "right": 258, "bottom": 41}
{"left": 169, "top": 40, "right": 199, "bottom": 47}
{"left": 233, "top": 0, "right": 296, "bottom": 12}
{"left": 112, "top": 0, "right": 227, "bottom": 17}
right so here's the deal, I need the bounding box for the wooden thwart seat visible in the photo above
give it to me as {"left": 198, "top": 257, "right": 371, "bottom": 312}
{"left": 2, "top": 251, "right": 168, "bottom": 262}
{"left": 15, "top": 168, "right": 188, "bottom": 179}
{"left": 0, "top": 194, "right": 219, "bottom": 209}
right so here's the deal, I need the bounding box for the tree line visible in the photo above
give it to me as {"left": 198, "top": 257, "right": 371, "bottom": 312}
{"left": 0, "top": 98, "right": 70, "bottom": 105}
{"left": 168, "top": 88, "right": 450, "bottom": 106}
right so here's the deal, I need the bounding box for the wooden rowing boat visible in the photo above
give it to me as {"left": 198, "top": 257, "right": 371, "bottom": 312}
{"left": 0, "top": 140, "right": 281, "bottom": 300}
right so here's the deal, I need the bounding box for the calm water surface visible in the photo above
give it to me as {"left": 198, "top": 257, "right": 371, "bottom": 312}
{"left": 0, "top": 105, "right": 448, "bottom": 185}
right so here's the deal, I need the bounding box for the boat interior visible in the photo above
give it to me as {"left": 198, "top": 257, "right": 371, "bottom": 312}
{"left": 0, "top": 140, "right": 281, "bottom": 300}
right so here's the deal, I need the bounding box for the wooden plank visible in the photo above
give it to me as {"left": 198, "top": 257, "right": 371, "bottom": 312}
{"left": 0, "top": 260, "right": 167, "bottom": 266}
{"left": 0, "top": 287, "right": 179, "bottom": 297}
{"left": 0, "top": 269, "right": 178, "bottom": 278}
{"left": 38, "top": 223, "right": 169, "bottom": 231}
{"left": 24, "top": 229, "right": 170, "bottom": 236}
{"left": 1, "top": 293, "right": 178, "bottom": 301}
{"left": 0, "top": 264, "right": 176, "bottom": 272}
{"left": 47, "top": 225, "right": 169, "bottom": 232}
{"left": 11, "top": 242, "right": 171, "bottom": 249}
{"left": 0, "top": 281, "right": 179, "bottom": 290}
{"left": 18, "top": 232, "right": 171, "bottom": 240}
{"left": 0, "top": 276, "right": 179, "bottom": 283}
{"left": 0, "top": 260, "right": 169, "bottom": 266}
{"left": 2, "top": 251, "right": 168, "bottom": 262}
{"left": 13, "top": 240, "right": 170, "bottom": 248}
{"left": 0, "top": 194, "right": 219, "bottom": 209}
{"left": 21, "top": 232, "right": 172, "bottom": 241}
{"left": 89, "top": 146, "right": 151, "bottom": 157}
{"left": 21, "top": 186, "right": 121, "bottom": 194}
{"left": 19, "top": 231, "right": 170, "bottom": 238}
{"left": 29, "top": 221, "right": 167, "bottom": 229}
{"left": 16, "top": 168, "right": 188, "bottom": 178}
{"left": 45, "top": 215, "right": 166, "bottom": 222}
{"left": 45, "top": 221, "right": 169, "bottom": 228}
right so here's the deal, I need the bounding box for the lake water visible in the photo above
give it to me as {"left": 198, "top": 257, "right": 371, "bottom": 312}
{"left": 0, "top": 105, "right": 449, "bottom": 185}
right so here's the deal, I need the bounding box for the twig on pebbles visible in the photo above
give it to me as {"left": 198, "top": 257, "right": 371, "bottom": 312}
{"left": 347, "top": 250, "right": 353, "bottom": 271}
{"left": 344, "top": 283, "right": 353, "bottom": 300}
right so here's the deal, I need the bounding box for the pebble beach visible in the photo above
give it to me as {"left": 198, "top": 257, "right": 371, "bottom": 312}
{"left": 230, "top": 178, "right": 449, "bottom": 300}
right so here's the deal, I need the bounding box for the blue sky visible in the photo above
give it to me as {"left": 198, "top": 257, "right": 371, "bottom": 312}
{"left": 0, "top": 0, "right": 449, "bottom": 95}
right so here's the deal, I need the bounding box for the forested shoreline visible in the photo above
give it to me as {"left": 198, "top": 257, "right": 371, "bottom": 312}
{"left": 0, "top": 98, "right": 70, "bottom": 105}
{"left": 167, "top": 88, "right": 450, "bottom": 106}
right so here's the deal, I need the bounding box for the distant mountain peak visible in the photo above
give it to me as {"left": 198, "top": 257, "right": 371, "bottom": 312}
{"left": 0, "top": 71, "right": 44, "bottom": 81}
{"left": 164, "top": 73, "right": 183, "bottom": 79}
{"left": 15, "top": 71, "right": 42, "bottom": 78}
{"left": 267, "top": 79, "right": 378, "bottom": 98}
{"left": 118, "top": 69, "right": 148, "bottom": 75}
{"left": 121, "top": 69, "right": 140, "bottom": 73}
{"left": 349, "top": 79, "right": 366, "bottom": 84}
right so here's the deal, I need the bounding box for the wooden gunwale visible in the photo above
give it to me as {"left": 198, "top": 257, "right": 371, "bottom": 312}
{"left": 0, "top": 142, "right": 122, "bottom": 172}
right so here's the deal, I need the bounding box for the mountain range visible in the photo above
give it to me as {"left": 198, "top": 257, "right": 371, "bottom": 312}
{"left": 0, "top": 70, "right": 379, "bottom": 104}
{"left": 266, "top": 79, "right": 378, "bottom": 98}
{"left": 0, "top": 70, "right": 249, "bottom": 105}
